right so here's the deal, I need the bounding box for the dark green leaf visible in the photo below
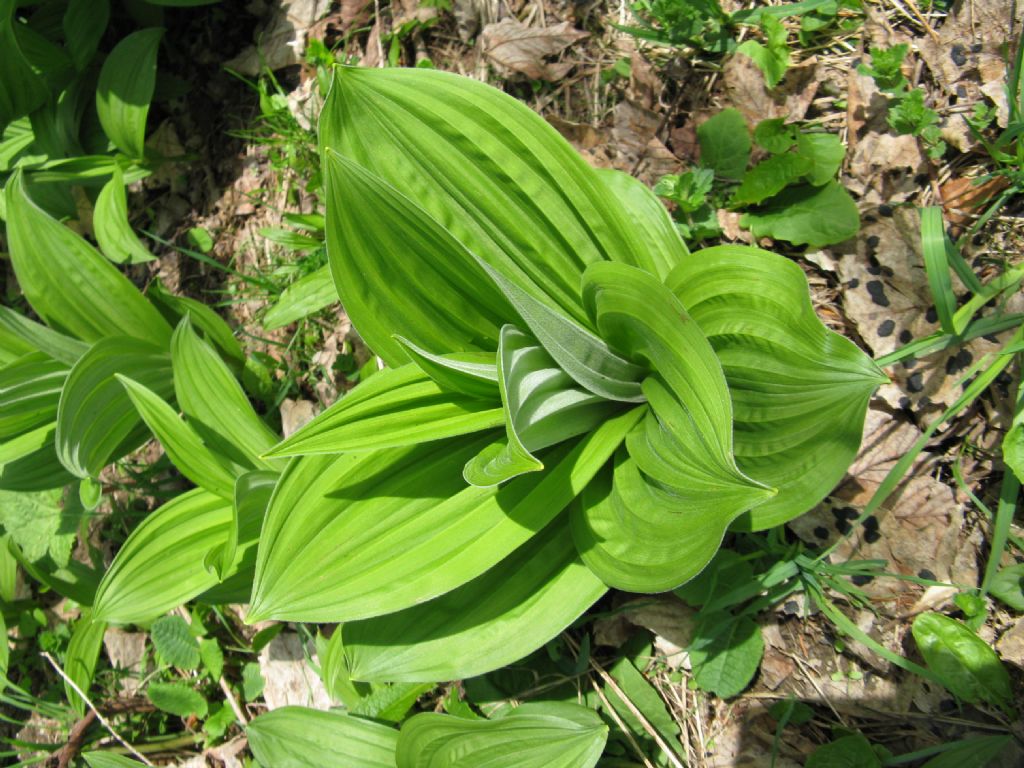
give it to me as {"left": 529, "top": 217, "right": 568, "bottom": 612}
{"left": 697, "top": 109, "right": 750, "bottom": 180}
{"left": 988, "top": 563, "right": 1024, "bottom": 611}
{"left": 805, "top": 733, "right": 881, "bottom": 768}
{"left": 730, "top": 153, "right": 812, "bottom": 206}
{"left": 0, "top": 0, "right": 47, "bottom": 132}
{"left": 151, "top": 615, "right": 200, "bottom": 669}
{"left": 795, "top": 132, "right": 845, "bottom": 186}
{"left": 263, "top": 266, "right": 337, "bottom": 330}
{"left": 63, "top": 0, "right": 110, "bottom": 71}
{"left": 688, "top": 614, "right": 764, "bottom": 698}
{"left": 96, "top": 28, "right": 163, "bottom": 158}
{"left": 920, "top": 735, "right": 1012, "bottom": 768}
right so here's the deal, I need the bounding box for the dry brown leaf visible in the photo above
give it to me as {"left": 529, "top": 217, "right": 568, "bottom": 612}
{"left": 610, "top": 100, "right": 680, "bottom": 181}
{"left": 480, "top": 19, "right": 587, "bottom": 81}
{"left": 940, "top": 175, "right": 1011, "bottom": 231}
{"left": 997, "top": 616, "right": 1024, "bottom": 668}
{"left": 722, "top": 55, "right": 820, "bottom": 126}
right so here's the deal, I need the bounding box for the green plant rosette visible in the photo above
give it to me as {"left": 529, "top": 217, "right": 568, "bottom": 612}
{"left": 247, "top": 66, "right": 886, "bottom": 683}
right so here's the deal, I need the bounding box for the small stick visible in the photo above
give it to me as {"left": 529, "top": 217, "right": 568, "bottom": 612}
{"left": 590, "top": 679, "right": 658, "bottom": 768}
{"left": 47, "top": 709, "right": 97, "bottom": 768}
{"left": 41, "top": 652, "right": 155, "bottom": 767}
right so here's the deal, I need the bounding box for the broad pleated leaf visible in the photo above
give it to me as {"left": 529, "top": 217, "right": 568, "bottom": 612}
{"left": 96, "top": 27, "right": 163, "bottom": 158}
{"left": 594, "top": 168, "right": 688, "bottom": 281}
{"left": 83, "top": 753, "right": 147, "bottom": 768}
{"left": 397, "top": 703, "right": 607, "bottom": 768}
{"left": 171, "top": 319, "right": 278, "bottom": 470}
{"left": 572, "top": 442, "right": 765, "bottom": 592}
{"left": 93, "top": 488, "right": 230, "bottom": 624}
{"left": 0, "top": 0, "right": 47, "bottom": 132}
{"left": 320, "top": 67, "right": 670, "bottom": 346}
{"left": 56, "top": 337, "right": 173, "bottom": 478}
{"left": 94, "top": 167, "right": 156, "bottom": 264}
{"left": 322, "top": 149, "right": 509, "bottom": 365}
{"left": 208, "top": 469, "right": 276, "bottom": 582}
{"left": 250, "top": 408, "right": 640, "bottom": 623}
{"left": 5, "top": 172, "right": 172, "bottom": 346}
{"left": 0, "top": 353, "right": 66, "bottom": 439}
{"left": 64, "top": 613, "right": 106, "bottom": 715}
{"left": 463, "top": 326, "right": 616, "bottom": 487}
{"left": 583, "top": 261, "right": 769, "bottom": 493}
{"left": 0, "top": 429, "right": 74, "bottom": 491}
{"left": 117, "top": 374, "right": 236, "bottom": 499}
{"left": 666, "top": 245, "right": 886, "bottom": 529}
{"left": 268, "top": 363, "right": 504, "bottom": 458}
{"left": 0, "top": 306, "right": 87, "bottom": 367}
{"left": 478, "top": 264, "right": 646, "bottom": 403}
{"left": 344, "top": 514, "right": 607, "bottom": 683}
{"left": 396, "top": 335, "right": 499, "bottom": 400}
{"left": 247, "top": 707, "right": 398, "bottom": 768}
{"left": 262, "top": 266, "right": 337, "bottom": 330}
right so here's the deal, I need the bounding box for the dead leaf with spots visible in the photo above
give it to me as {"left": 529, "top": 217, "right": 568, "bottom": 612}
{"left": 820, "top": 207, "right": 1017, "bottom": 411}
{"left": 846, "top": 132, "right": 927, "bottom": 205}
{"left": 789, "top": 404, "right": 979, "bottom": 598}
{"left": 940, "top": 175, "right": 1011, "bottom": 232}
{"left": 480, "top": 19, "right": 587, "bottom": 81}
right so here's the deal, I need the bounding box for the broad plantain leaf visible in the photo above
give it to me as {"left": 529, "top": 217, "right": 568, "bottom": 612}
{"left": 0, "top": 353, "right": 66, "bottom": 439}
{"left": 247, "top": 706, "right": 399, "bottom": 768}
{"left": 344, "top": 514, "right": 608, "bottom": 683}
{"left": 697, "top": 108, "right": 750, "bottom": 181}
{"left": 739, "top": 181, "right": 859, "bottom": 248}
{"left": 912, "top": 612, "right": 1014, "bottom": 712}
{"left": 320, "top": 67, "right": 673, "bottom": 354}
{"left": 5, "top": 171, "right": 172, "bottom": 346}
{"left": 397, "top": 703, "right": 607, "bottom": 768}
{"left": 666, "top": 245, "right": 886, "bottom": 528}
{"left": 56, "top": 337, "right": 174, "bottom": 479}
{"left": 0, "top": 306, "right": 88, "bottom": 367}
{"left": 688, "top": 614, "right": 764, "bottom": 698}
{"left": 94, "top": 167, "right": 156, "bottom": 264}
{"left": 96, "top": 27, "right": 163, "bottom": 158}
{"left": 92, "top": 488, "right": 231, "bottom": 624}
{"left": 148, "top": 681, "right": 207, "bottom": 718}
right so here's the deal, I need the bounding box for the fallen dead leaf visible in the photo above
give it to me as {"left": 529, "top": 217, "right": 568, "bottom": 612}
{"left": 480, "top": 19, "right": 587, "bottom": 81}
{"left": 280, "top": 398, "right": 319, "bottom": 437}
{"left": 940, "top": 175, "right": 1011, "bottom": 232}
{"left": 610, "top": 100, "right": 680, "bottom": 181}
{"left": 996, "top": 615, "right": 1024, "bottom": 668}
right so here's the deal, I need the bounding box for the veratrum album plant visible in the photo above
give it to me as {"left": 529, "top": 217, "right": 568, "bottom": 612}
{"left": 246, "top": 67, "right": 886, "bottom": 682}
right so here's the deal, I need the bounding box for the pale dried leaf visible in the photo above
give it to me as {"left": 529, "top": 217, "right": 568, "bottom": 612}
{"left": 258, "top": 632, "right": 333, "bottom": 710}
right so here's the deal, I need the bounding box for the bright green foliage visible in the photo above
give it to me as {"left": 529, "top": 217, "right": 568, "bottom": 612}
{"left": 247, "top": 67, "right": 882, "bottom": 684}
{"left": 397, "top": 703, "right": 607, "bottom": 768}
{"left": 94, "top": 167, "right": 156, "bottom": 264}
{"left": 661, "top": 110, "right": 859, "bottom": 247}
{"left": 736, "top": 15, "right": 790, "bottom": 87}
{"left": 247, "top": 707, "right": 399, "bottom": 768}
{"left": 63, "top": 614, "right": 106, "bottom": 714}
{"left": 857, "top": 44, "right": 908, "bottom": 92}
